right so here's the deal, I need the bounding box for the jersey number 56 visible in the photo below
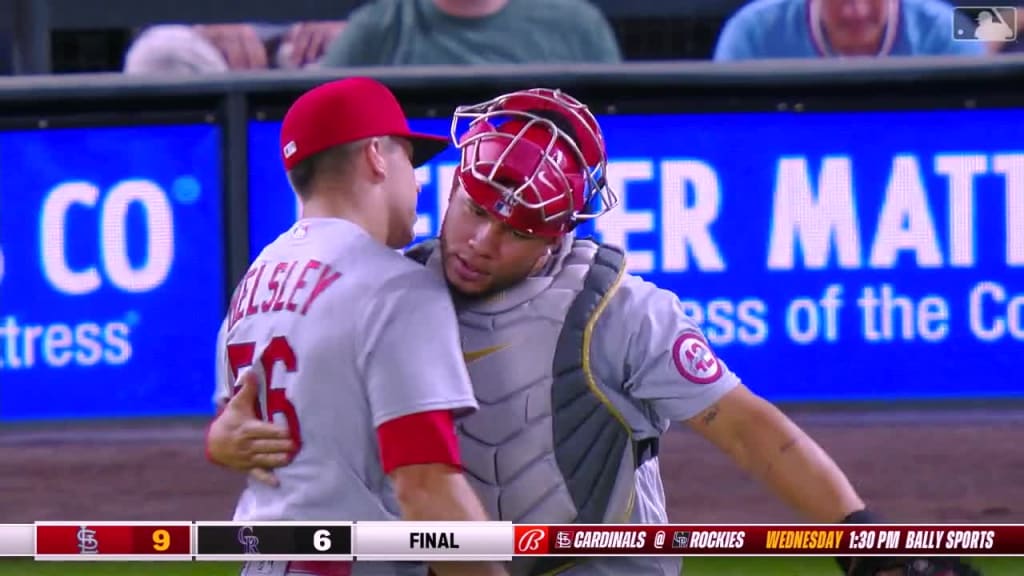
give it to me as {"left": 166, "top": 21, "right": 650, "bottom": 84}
{"left": 227, "top": 336, "right": 303, "bottom": 458}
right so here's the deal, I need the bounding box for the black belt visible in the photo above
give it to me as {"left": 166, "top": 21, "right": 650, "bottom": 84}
{"left": 634, "top": 437, "right": 659, "bottom": 468}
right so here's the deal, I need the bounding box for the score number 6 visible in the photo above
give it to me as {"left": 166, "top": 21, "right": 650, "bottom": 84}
{"left": 227, "top": 336, "right": 303, "bottom": 458}
{"left": 314, "top": 529, "right": 332, "bottom": 552}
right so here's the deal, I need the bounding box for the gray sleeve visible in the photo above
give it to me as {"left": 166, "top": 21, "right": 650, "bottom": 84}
{"left": 575, "top": 3, "right": 623, "bottom": 62}
{"left": 319, "top": 2, "right": 393, "bottom": 67}
{"left": 590, "top": 274, "right": 740, "bottom": 423}
{"left": 712, "top": 8, "right": 762, "bottom": 60}
{"left": 358, "top": 267, "right": 478, "bottom": 428}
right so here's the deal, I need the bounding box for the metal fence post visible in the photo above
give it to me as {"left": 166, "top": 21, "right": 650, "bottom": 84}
{"left": 221, "top": 89, "right": 251, "bottom": 305}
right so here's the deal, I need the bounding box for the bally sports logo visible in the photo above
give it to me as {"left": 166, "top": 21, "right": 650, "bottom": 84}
{"left": 514, "top": 526, "right": 549, "bottom": 554}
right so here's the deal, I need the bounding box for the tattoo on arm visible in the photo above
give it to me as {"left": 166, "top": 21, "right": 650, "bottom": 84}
{"left": 700, "top": 404, "right": 720, "bottom": 426}
{"left": 761, "top": 438, "right": 800, "bottom": 477}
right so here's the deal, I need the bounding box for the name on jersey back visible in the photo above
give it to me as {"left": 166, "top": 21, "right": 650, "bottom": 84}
{"left": 227, "top": 259, "right": 342, "bottom": 330}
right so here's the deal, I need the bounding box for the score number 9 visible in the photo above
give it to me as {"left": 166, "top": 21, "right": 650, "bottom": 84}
{"left": 153, "top": 529, "right": 171, "bottom": 552}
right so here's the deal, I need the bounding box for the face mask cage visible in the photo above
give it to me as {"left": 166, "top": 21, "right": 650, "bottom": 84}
{"left": 450, "top": 89, "right": 619, "bottom": 229}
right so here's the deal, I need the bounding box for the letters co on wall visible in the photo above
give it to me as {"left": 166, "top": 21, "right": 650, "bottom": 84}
{"left": 0, "top": 124, "right": 225, "bottom": 421}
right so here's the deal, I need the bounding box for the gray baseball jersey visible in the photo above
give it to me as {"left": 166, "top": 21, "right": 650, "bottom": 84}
{"left": 574, "top": 249, "right": 740, "bottom": 575}
{"left": 221, "top": 218, "right": 477, "bottom": 576}
{"left": 416, "top": 237, "right": 740, "bottom": 576}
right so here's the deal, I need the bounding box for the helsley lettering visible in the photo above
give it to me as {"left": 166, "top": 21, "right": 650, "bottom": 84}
{"left": 229, "top": 258, "right": 341, "bottom": 329}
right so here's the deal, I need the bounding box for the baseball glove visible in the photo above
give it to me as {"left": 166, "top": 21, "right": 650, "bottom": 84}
{"left": 845, "top": 556, "right": 983, "bottom": 576}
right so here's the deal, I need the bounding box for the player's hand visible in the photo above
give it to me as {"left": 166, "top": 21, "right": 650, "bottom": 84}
{"left": 194, "top": 24, "right": 269, "bottom": 70}
{"left": 206, "top": 370, "right": 295, "bottom": 485}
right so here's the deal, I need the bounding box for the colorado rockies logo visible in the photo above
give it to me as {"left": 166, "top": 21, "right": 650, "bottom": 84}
{"left": 237, "top": 526, "right": 260, "bottom": 554}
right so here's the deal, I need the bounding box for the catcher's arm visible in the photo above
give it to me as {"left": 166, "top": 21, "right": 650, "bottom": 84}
{"left": 208, "top": 315, "right": 293, "bottom": 485}
{"left": 686, "top": 388, "right": 985, "bottom": 576}
{"left": 205, "top": 370, "right": 295, "bottom": 486}
{"left": 686, "top": 384, "right": 865, "bottom": 523}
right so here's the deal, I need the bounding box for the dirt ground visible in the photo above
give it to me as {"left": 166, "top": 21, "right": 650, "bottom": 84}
{"left": 2, "top": 409, "right": 1022, "bottom": 525}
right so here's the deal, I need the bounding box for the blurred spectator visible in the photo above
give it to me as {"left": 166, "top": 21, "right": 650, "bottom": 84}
{"left": 989, "top": 37, "right": 1024, "bottom": 54}
{"left": 320, "top": 0, "right": 621, "bottom": 67}
{"left": 123, "top": 22, "right": 345, "bottom": 74}
{"left": 714, "top": 0, "right": 986, "bottom": 60}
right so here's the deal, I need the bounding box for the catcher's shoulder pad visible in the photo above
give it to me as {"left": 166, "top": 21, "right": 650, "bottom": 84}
{"left": 405, "top": 239, "right": 439, "bottom": 265}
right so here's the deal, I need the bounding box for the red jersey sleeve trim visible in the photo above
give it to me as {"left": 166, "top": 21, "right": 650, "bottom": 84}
{"left": 376, "top": 410, "right": 462, "bottom": 474}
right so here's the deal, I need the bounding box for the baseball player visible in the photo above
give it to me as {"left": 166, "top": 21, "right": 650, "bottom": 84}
{"left": 214, "top": 77, "right": 507, "bottom": 576}
{"left": 209, "top": 88, "right": 981, "bottom": 576}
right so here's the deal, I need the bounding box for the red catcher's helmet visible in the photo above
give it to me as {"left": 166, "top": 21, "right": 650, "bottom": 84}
{"left": 450, "top": 88, "right": 618, "bottom": 238}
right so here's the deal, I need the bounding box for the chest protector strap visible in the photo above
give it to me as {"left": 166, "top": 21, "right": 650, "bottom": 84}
{"left": 532, "top": 240, "right": 659, "bottom": 576}
{"left": 405, "top": 239, "right": 438, "bottom": 265}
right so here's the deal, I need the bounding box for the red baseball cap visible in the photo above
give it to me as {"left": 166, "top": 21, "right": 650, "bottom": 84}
{"left": 280, "top": 77, "right": 449, "bottom": 171}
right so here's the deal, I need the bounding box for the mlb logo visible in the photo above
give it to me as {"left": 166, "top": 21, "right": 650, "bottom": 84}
{"left": 672, "top": 531, "right": 691, "bottom": 549}
{"left": 952, "top": 6, "right": 1017, "bottom": 41}
{"left": 493, "top": 200, "right": 513, "bottom": 217}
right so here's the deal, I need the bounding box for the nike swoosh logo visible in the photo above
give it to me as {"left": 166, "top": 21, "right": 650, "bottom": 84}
{"left": 463, "top": 344, "right": 510, "bottom": 364}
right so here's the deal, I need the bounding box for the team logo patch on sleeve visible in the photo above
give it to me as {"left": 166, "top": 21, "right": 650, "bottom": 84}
{"left": 672, "top": 332, "right": 722, "bottom": 384}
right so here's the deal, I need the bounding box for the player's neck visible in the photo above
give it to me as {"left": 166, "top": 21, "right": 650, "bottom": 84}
{"left": 300, "top": 195, "right": 390, "bottom": 245}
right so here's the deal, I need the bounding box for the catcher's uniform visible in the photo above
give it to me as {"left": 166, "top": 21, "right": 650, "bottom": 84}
{"left": 408, "top": 236, "right": 740, "bottom": 576}
{"left": 219, "top": 218, "right": 478, "bottom": 576}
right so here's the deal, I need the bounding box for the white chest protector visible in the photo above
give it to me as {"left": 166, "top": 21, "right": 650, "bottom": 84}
{"left": 407, "top": 238, "right": 660, "bottom": 576}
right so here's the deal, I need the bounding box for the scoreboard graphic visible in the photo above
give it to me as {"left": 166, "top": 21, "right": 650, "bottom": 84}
{"left": 34, "top": 522, "right": 194, "bottom": 560}
{"left": 196, "top": 522, "right": 354, "bottom": 561}
{"left": 0, "top": 522, "right": 1019, "bottom": 561}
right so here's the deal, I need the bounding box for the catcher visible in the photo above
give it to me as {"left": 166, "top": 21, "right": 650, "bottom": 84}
{"left": 207, "top": 87, "right": 983, "bottom": 576}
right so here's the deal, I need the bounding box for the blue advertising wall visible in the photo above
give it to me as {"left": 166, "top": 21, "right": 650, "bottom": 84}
{"left": 2, "top": 106, "right": 1017, "bottom": 422}
{"left": 251, "top": 111, "right": 1022, "bottom": 402}
{"left": 0, "top": 124, "right": 225, "bottom": 421}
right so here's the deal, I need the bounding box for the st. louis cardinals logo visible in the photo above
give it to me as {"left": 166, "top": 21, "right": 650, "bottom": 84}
{"left": 515, "top": 527, "right": 549, "bottom": 554}
{"left": 76, "top": 526, "right": 99, "bottom": 554}
{"left": 672, "top": 332, "right": 722, "bottom": 384}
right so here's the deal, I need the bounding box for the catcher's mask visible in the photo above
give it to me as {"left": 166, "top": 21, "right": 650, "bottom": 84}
{"left": 450, "top": 88, "right": 618, "bottom": 238}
